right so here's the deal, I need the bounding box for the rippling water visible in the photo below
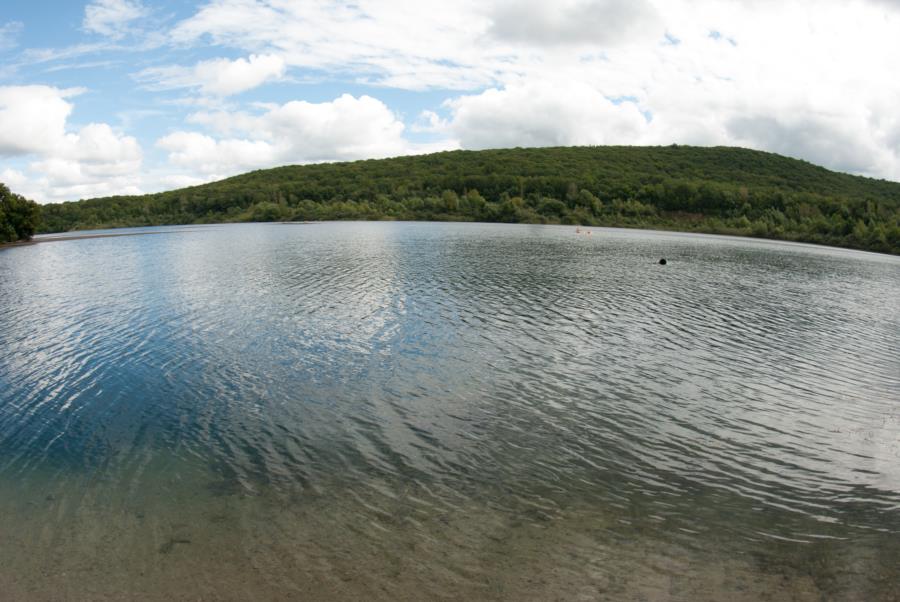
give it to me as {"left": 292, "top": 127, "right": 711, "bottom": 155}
{"left": 1, "top": 222, "right": 898, "bottom": 600}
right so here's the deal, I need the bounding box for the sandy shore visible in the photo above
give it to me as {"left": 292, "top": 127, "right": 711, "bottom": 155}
{"left": 0, "top": 228, "right": 227, "bottom": 250}
{"left": 0, "top": 231, "right": 164, "bottom": 250}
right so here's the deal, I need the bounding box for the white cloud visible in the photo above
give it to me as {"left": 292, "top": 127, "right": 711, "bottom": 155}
{"left": 157, "top": 93, "right": 434, "bottom": 178}
{"left": 169, "top": 0, "right": 501, "bottom": 91}
{"left": 0, "top": 168, "right": 28, "bottom": 191}
{"left": 0, "top": 86, "right": 143, "bottom": 203}
{"left": 18, "top": 42, "right": 116, "bottom": 66}
{"left": 160, "top": 173, "right": 217, "bottom": 189}
{"left": 194, "top": 54, "right": 285, "bottom": 95}
{"left": 725, "top": 113, "right": 880, "bottom": 175}
{"left": 83, "top": 0, "right": 147, "bottom": 39}
{"left": 137, "top": 54, "right": 286, "bottom": 96}
{"left": 261, "top": 95, "right": 412, "bottom": 160}
{"left": 434, "top": 82, "right": 650, "bottom": 149}
{"left": 157, "top": 131, "right": 277, "bottom": 175}
{"left": 0, "top": 86, "right": 81, "bottom": 156}
{"left": 0, "top": 21, "right": 23, "bottom": 51}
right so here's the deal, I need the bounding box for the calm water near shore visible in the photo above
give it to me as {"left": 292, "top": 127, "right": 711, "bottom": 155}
{"left": 1, "top": 222, "right": 898, "bottom": 600}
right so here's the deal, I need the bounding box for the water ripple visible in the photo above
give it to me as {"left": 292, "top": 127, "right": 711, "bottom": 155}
{"left": 0, "top": 222, "right": 898, "bottom": 599}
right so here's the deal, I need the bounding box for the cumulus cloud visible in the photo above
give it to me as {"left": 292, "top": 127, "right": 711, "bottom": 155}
{"left": 0, "top": 86, "right": 143, "bottom": 202}
{"left": 83, "top": 0, "right": 147, "bottom": 39}
{"left": 0, "top": 86, "right": 81, "bottom": 156}
{"left": 137, "top": 54, "right": 286, "bottom": 96}
{"left": 157, "top": 94, "right": 440, "bottom": 179}
{"left": 0, "top": 168, "right": 28, "bottom": 191}
{"left": 726, "top": 114, "right": 876, "bottom": 175}
{"left": 432, "top": 82, "right": 650, "bottom": 149}
{"left": 157, "top": 132, "right": 277, "bottom": 175}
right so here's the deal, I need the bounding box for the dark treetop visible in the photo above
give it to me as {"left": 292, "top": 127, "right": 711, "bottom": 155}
{"left": 0, "top": 183, "right": 41, "bottom": 244}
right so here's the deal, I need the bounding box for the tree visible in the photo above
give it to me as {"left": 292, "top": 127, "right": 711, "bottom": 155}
{"left": 248, "top": 201, "right": 289, "bottom": 222}
{"left": 0, "top": 183, "right": 42, "bottom": 243}
{"left": 442, "top": 190, "right": 459, "bottom": 212}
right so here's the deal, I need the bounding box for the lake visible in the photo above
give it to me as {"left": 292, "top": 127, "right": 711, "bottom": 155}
{"left": 1, "top": 222, "right": 898, "bottom": 600}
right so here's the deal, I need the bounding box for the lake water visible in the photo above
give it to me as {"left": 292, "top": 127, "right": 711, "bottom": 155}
{"left": 1, "top": 222, "right": 898, "bottom": 600}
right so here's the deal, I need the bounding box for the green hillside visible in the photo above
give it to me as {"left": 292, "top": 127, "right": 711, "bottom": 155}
{"left": 38, "top": 145, "right": 900, "bottom": 254}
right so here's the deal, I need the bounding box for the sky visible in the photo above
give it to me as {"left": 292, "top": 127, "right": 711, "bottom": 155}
{"left": 1, "top": 0, "right": 899, "bottom": 204}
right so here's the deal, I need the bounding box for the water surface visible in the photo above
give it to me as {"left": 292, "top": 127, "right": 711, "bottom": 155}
{"left": 1, "top": 222, "right": 898, "bottom": 600}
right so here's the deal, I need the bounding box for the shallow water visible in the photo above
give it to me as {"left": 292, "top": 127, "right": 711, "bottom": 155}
{"left": 1, "top": 222, "right": 898, "bottom": 601}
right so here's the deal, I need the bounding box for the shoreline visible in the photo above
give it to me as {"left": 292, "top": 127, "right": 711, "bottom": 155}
{"left": 5, "top": 220, "right": 898, "bottom": 258}
{"left": 1, "top": 222, "right": 318, "bottom": 250}
{"left": 0, "top": 227, "right": 225, "bottom": 251}
{"left": 0, "top": 231, "right": 163, "bottom": 250}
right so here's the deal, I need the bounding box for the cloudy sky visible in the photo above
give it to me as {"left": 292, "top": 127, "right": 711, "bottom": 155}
{"left": 1, "top": 0, "right": 899, "bottom": 203}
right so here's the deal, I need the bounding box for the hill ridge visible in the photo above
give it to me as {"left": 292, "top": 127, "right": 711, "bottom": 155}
{"left": 37, "top": 145, "right": 900, "bottom": 254}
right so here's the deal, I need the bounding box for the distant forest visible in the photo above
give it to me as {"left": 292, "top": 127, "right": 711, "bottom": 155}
{"left": 0, "top": 183, "right": 41, "bottom": 244}
{"left": 18, "top": 146, "right": 900, "bottom": 254}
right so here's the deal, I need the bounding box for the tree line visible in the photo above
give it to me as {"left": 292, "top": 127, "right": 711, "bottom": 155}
{"left": 22, "top": 145, "right": 900, "bottom": 254}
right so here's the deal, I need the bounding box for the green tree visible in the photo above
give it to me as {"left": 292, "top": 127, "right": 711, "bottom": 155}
{"left": 442, "top": 190, "right": 459, "bottom": 212}
{"left": 248, "top": 201, "right": 289, "bottom": 222}
{"left": 0, "top": 183, "right": 42, "bottom": 243}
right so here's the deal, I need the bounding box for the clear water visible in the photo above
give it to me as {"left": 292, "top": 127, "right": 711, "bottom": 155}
{"left": 1, "top": 222, "right": 898, "bottom": 601}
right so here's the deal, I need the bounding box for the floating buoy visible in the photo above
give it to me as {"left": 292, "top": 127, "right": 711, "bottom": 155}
{"left": 659, "top": 258, "right": 667, "bottom": 265}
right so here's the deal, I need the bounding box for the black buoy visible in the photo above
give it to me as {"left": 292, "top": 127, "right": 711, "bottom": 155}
{"left": 658, "top": 258, "right": 667, "bottom": 265}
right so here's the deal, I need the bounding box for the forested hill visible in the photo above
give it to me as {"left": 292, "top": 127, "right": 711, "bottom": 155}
{"left": 39, "top": 145, "right": 900, "bottom": 254}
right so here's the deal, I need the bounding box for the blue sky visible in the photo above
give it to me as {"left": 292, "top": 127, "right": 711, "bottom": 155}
{"left": 1, "top": 0, "right": 899, "bottom": 203}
